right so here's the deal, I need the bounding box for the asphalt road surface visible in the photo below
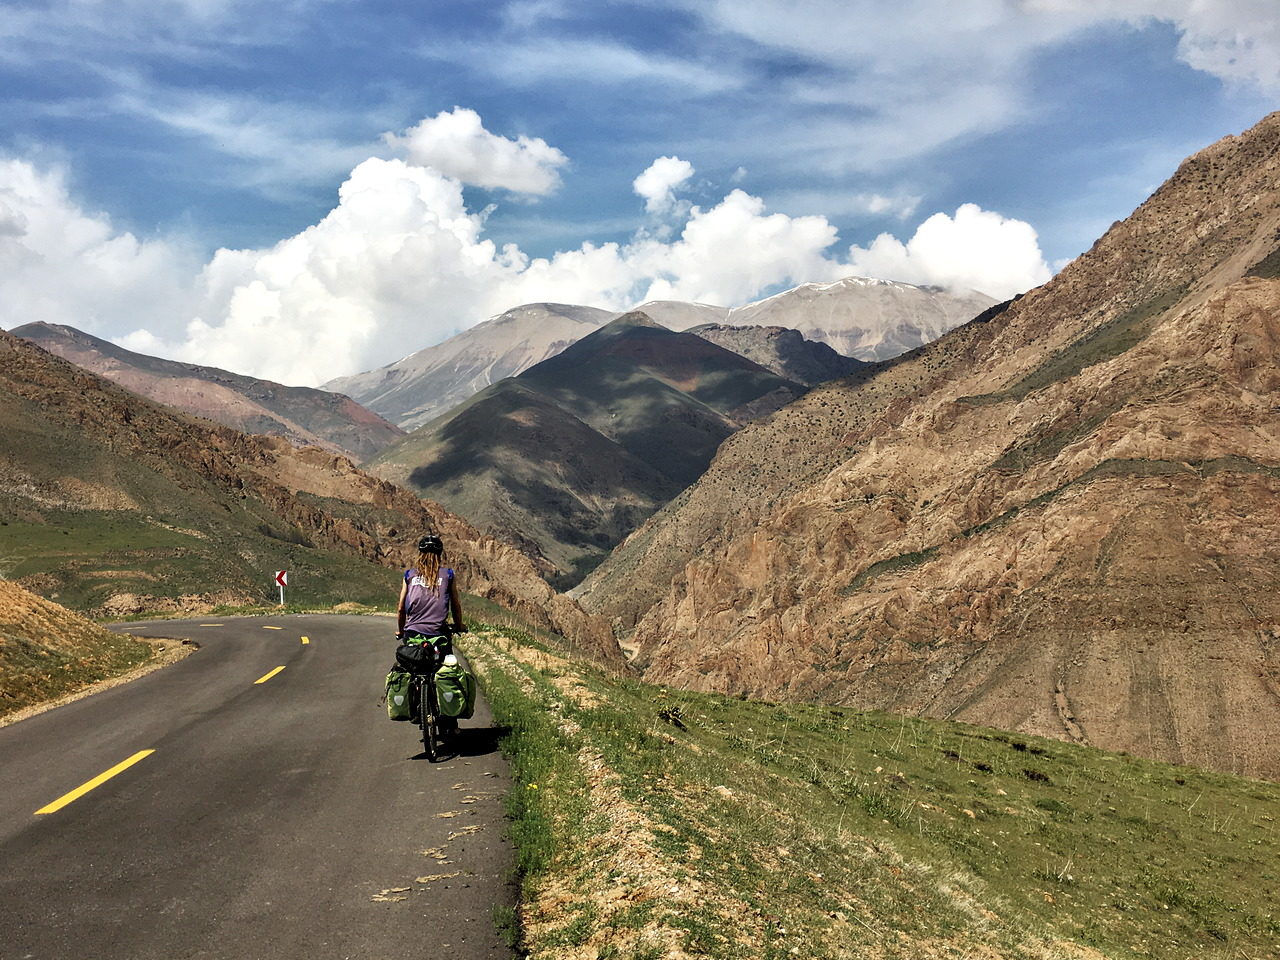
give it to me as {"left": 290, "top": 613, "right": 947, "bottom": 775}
{"left": 0, "top": 614, "right": 517, "bottom": 959}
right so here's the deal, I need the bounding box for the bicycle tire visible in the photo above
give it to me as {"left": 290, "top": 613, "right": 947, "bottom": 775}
{"left": 420, "top": 675, "right": 441, "bottom": 761}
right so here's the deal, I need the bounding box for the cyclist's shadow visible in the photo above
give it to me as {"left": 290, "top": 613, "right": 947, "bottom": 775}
{"left": 410, "top": 724, "right": 509, "bottom": 762}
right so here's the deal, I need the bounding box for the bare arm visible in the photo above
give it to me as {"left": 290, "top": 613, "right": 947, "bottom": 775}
{"left": 396, "top": 578, "right": 408, "bottom": 636}
{"left": 448, "top": 574, "right": 465, "bottom": 632}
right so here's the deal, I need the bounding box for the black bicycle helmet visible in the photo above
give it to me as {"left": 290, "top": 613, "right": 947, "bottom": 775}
{"left": 417, "top": 534, "right": 444, "bottom": 554}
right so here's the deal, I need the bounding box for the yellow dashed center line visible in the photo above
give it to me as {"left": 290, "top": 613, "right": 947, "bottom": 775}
{"left": 199, "top": 624, "right": 223, "bottom": 627}
{"left": 35, "top": 750, "right": 155, "bottom": 815}
{"left": 254, "top": 666, "right": 286, "bottom": 685}
{"left": 262, "top": 625, "right": 283, "bottom": 631}
{"left": 301, "top": 636, "right": 310, "bottom": 645}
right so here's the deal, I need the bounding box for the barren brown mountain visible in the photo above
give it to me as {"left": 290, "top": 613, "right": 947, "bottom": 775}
{"left": 0, "top": 331, "right": 617, "bottom": 663}
{"left": 13, "top": 322, "right": 404, "bottom": 460}
{"left": 578, "top": 112, "right": 1280, "bottom": 778}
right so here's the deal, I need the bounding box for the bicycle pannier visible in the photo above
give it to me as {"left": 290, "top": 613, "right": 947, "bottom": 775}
{"left": 385, "top": 668, "right": 412, "bottom": 721}
{"left": 435, "top": 662, "right": 476, "bottom": 719}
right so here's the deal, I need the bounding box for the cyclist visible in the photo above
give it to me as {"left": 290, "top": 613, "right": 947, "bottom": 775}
{"left": 396, "top": 533, "right": 465, "bottom": 643}
{"left": 396, "top": 534, "right": 466, "bottom": 727}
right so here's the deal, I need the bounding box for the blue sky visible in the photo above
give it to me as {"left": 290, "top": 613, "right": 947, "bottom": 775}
{"left": 1, "top": 1, "right": 1276, "bottom": 384}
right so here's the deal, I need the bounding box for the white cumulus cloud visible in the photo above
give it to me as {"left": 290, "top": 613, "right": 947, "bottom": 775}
{"left": 633, "top": 190, "right": 844, "bottom": 305}
{"left": 846, "top": 203, "right": 1051, "bottom": 300}
{"left": 1, "top": 124, "right": 1051, "bottom": 386}
{"left": 633, "top": 156, "right": 695, "bottom": 214}
{"left": 383, "top": 107, "right": 568, "bottom": 196}
{"left": 0, "top": 158, "right": 197, "bottom": 336}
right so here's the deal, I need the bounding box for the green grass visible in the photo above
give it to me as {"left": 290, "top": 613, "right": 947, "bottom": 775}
{"left": 0, "top": 625, "right": 154, "bottom": 717}
{"left": 1246, "top": 242, "right": 1280, "bottom": 279}
{"left": 0, "top": 508, "right": 401, "bottom": 614}
{"left": 961, "top": 288, "right": 1187, "bottom": 407}
{"left": 462, "top": 625, "right": 1280, "bottom": 959}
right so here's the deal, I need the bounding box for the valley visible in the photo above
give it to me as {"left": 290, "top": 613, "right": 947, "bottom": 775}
{"left": 0, "top": 328, "right": 617, "bottom": 662}
{"left": 9, "top": 6, "right": 1280, "bottom": 960}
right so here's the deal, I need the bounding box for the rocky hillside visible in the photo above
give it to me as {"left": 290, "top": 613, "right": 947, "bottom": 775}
{"left": 366, "top": 312, "right": 806, "bottom": 587}
{"left": 13, "top": 322, "right": 404, "bottom": 460}
{"left": 687, "top": 323, "right": 865, "bottom": 385}
{"left": 578, "top": 112, "right": 1280, "bottom": 779}
{"left": 0, "top": 331, "right": 618, "bottom": 663}
{"left": 324, "top": 303, "right": 614, "bottom": 431}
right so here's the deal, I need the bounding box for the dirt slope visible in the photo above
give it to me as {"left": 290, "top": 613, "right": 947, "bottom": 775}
{"left": 0, "top": 579, "right": 154, "bottom": 717}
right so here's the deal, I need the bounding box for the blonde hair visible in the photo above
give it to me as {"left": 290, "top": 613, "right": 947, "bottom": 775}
{"left": 413, "top": 550, "right": 443, "bottom": 593}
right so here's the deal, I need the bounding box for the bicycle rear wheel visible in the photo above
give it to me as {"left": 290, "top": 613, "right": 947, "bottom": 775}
{"left": 419, "top": 677, "right": 440, "bottom": 761}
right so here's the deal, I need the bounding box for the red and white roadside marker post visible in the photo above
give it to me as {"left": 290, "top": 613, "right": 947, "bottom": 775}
{"left": 275, "top": 570, "right": 288, "bottom": 606}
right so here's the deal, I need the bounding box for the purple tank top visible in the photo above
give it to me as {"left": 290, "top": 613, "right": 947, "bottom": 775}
{"left": 403, "top": 567, "right": 453, "bottom": 636}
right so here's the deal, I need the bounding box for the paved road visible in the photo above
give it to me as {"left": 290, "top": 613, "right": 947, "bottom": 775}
{"left": 0, "top": 614, "right": 517, "bottom": 959}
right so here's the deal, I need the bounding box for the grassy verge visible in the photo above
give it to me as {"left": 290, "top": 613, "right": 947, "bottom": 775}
{"left": 0, "top": 580, "right": 156, "bottom": 718}
{"left": 0, "top": 627, "right": 154, "bottom": 718}
{"left": 459, "top": 626, "right": 1280, "bottom": 960}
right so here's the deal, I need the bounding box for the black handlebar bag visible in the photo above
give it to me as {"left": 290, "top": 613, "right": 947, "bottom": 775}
{"left": 395, "top": 633, "right": 451, "bottom": 673}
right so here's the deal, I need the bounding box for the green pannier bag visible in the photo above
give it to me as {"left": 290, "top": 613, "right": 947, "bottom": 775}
{"left": 434, "top": 662, "right": 476, "bottom": 720}
{"left": 385, "top": 667, "right": 412, "bottom": 721}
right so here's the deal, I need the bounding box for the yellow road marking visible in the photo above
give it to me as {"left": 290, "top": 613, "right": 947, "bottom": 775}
{"left": 262, "top": 625, "right": 283, "bottom": 631}
{"left": 254, "top": 666, "right": 286, "bottom": 684}
{"left": 301, "top": 636, "right": 310, "bottom": 645}
{"left": 198, "top": 623, "right": 223, "bottom": 627}
{"left": 35, "top": 750, "right": 155, "bottom": 815}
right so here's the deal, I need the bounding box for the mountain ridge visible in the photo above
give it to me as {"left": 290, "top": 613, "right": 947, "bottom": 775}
{"left": 324, "top": 302, "right": 614, "bottom": 431}
{"left": 366, "top": 312, "right": 807, "bottom": 585}
{"left": 328, "top": 280, "right": 992, "bottom": 430}
{"left": 12, "top": 322, "right": 404, "bottom": 460}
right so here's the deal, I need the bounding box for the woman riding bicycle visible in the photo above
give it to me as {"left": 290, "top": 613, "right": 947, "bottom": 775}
{"left": 397, "top": 533, "right": 465, "bottom": 645}
{"left": 396, "top": 534, "right": 466, "bottom": 738}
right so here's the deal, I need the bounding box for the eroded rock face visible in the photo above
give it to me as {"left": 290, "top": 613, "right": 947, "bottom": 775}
{"left": 579, "top": 112, "right": 1280, "bottom": 778}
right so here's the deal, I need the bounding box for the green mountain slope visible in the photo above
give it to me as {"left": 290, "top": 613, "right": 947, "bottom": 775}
{"left": 0, "top": 330, "right": 617, "bottom": 659}
{"left": 372, "top": 379, "right": 677, "bottom": 582}
{"left": 368, "top": 312, "right": 806, "bottom": 586}
{"left": 465, "top": 622, "right": 1280, "bottom": 960}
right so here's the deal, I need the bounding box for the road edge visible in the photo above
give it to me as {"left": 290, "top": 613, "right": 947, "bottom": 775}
{"left": 0, "top": 636, "right": 198, "bottom": 730}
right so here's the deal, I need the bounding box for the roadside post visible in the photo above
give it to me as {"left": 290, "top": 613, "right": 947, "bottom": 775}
{"left": 275, "top": 570, "right": 288, "bottom": 606}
